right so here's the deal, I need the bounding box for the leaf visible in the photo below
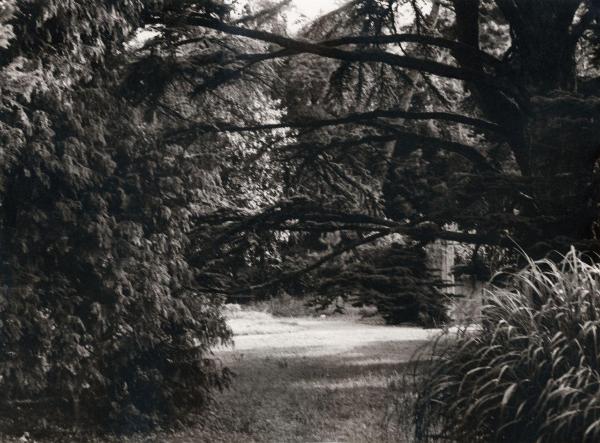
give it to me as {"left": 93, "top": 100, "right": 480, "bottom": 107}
{"left": 501, "top": 383, "right": 517, "bottom": 409}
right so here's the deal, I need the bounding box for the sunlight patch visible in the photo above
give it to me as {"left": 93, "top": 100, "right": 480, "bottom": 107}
{"left": 343, "top": 358, "right": 405, "bottom": 367}
{"left": 291, "top": 376, "right": 390, "bottom": 390}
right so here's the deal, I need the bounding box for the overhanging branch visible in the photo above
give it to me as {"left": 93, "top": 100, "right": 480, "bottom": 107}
{"left": 225, "top": 230, "right": 393, "bottom": 295}
{"left": 320, "top": 33, "right": 503, "bottom": 68}
{"left": 192, "top": 203, "right": 510, "bottom": 295}
{"left": 173, "top": 15, "right": 517, "bottom": 96}
{"left": 165, "top": 108, "right": 507, "bottom": 140}
{"left": 191, "top": 198, "right": 510, "bottom": 263}
{"left": 285, "top": 131, "right": 498, "bottom": 173}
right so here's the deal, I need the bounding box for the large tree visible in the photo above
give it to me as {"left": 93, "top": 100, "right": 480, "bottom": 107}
{"left": 0, "top": 0, "right": 248, "bottom": 432}
{"left": 2, "top": 0, "right": 600, "bottom": 431}
{"left": 151, "top": 0, "right": 600, "bottom": 279}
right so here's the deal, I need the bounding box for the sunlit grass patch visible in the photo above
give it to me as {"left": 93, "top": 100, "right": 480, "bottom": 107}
{"left": 18, "top": 314, "right": 431, "bottom": 442}
{"left": 291, "top": 373, "right": 394, "bottom": 390}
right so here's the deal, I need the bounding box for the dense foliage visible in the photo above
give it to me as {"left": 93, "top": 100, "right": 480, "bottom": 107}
{"left": 162, "top": 0, "right": 600, "bottom": 265}
{"left": 0, "top": 0, "right": 234, "bottom": 433}
{"left": 312, "top": 239, "right": 448, "bottom": 326}
{"left": 415, "top": 249, "right": 600, "bottom": 442}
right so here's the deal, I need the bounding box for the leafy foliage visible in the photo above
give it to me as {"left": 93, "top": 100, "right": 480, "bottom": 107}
{"left": 0, "top": 0, "right": 234, "bottom": 433}
{"left": 2, "top": 0, "right": 600, "bottom": 432}
{"left": 415, "top": 249, "right": 600, "bottom": 442}
{"left": 0, "top": 82, "right": 233, "bottom": 433}
{"left": 316, "top": 240, "right": 449, "bottom": 327}
{"left": 172, "top": 0, "right": 600, "bottom": 259}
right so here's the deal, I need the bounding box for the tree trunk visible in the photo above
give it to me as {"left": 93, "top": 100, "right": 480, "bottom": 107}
{"left": 451, "top": 0, "right": 600, "bottom": 252}
{"left": 521, "top": 94, "right": 600, "bottom": 249}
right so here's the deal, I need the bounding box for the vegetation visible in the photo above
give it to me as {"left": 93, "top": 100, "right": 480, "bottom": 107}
{"left": 415, "top": 249, "right": 600, "bottom": 443}
{"left": 163, "top": 0, "right": 600, "bottom": 258}
{"left": 147, "top": 0, "right": 600, "bottom": 319}
{"left": 1, "top": 0, "right": 600, "bottom": 438}
{"left": 148, "top": 311, "right": 424, "bottom": 443}
{"left": 0, "top": 0, "right": 235, "bottom": 432}
{"left": 313, "top": 241, "right": 449, "bottom": 326}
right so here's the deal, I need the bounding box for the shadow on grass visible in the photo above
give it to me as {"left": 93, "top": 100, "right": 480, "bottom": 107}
{"left": 177, "top": 341, "right": 429, "bottom": 443}
{"left": 1, "top": 339, "right": 433, "bottom": 442}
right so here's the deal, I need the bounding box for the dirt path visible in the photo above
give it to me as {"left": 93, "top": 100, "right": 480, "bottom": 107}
{"left": 164, "top": 311, "right": 439, "bottom": 442}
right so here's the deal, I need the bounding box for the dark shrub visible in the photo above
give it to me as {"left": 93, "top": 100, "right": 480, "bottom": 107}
{"left": 316, "top": 242, "right": 449, "bottom": 327}
{"left": 0, "top": 86, "right": 232, "bottom": 432}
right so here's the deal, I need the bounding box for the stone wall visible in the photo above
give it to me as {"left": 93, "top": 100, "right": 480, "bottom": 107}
{"left": 426, "top": 239, "right": 484, "bottom": 323}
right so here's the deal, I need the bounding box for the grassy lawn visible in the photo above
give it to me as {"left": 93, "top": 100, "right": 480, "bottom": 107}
{"left": 117, "top": 310, "right": 433, "bottom": 443}
{"left": 2, "top": 312, "right": 433, "bottom": 443}
{"left": 158, "top": 341, "right": 425, "bottom": 443}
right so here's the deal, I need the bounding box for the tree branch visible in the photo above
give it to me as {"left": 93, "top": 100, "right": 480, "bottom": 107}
{"left": 284, "top": 131, "right": 497, "bottom": 173}
{"left": 219, "top": 230, "right": 390, "bottom": 296}
{"left": 201, "top": 218, "right": 508, "bottom": 296}
{"left": 193, "top": 199, "right": 509, "bottom": 257}
{"left": 320, "top": 33, "right": 503, "bottom": 68}
{"left": 173, "top": 15, "right": 517, "bottom": 95}
{"left": 165, "top": 108, "right": 507, "bottom": 140}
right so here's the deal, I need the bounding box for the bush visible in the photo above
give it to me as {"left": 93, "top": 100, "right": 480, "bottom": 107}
{"left": 0, "top": 85, "right": 232, "bottom": 433}
{"left": 316, "top": 242, "right": 449, "bottom": 327}
{"left": 414, "top": 248, "right": 600, "bottom": 442}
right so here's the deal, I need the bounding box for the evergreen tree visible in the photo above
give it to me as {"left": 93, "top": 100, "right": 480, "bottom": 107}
{"left": 0, "top": 0, "right": 236, "bottom": 432}
{"left": 155, "top": 0, "right": 600, "bottom": 287}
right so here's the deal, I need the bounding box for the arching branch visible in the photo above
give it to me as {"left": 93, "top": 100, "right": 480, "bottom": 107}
{"left": 165, "top": 108, "right": 507, "bottom": 140}
{"left": 284, "top": 131, "right": 498, "bottom": 173}
{"left": 171, "top": 15, "right": 518, "bottom": 96}
{"left": 192, "top": 202, "right": 510, "bottom": 295}
{"left": 320, "top": 33, "right": 503, "bottom": 68}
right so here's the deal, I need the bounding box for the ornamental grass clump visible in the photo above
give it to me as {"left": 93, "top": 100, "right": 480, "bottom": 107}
{"left": 414, "top": 248, "right": 600, "bottom": 443}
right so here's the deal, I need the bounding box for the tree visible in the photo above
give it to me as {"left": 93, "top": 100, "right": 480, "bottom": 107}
{"left": 0, "top": 0, "right": 237, "bottom": 432}
{"left": 2, "top": 0, "right": 599, "bottom": 431}
{"left": 151, "top": 0, "right": 600, "bottom": 282}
